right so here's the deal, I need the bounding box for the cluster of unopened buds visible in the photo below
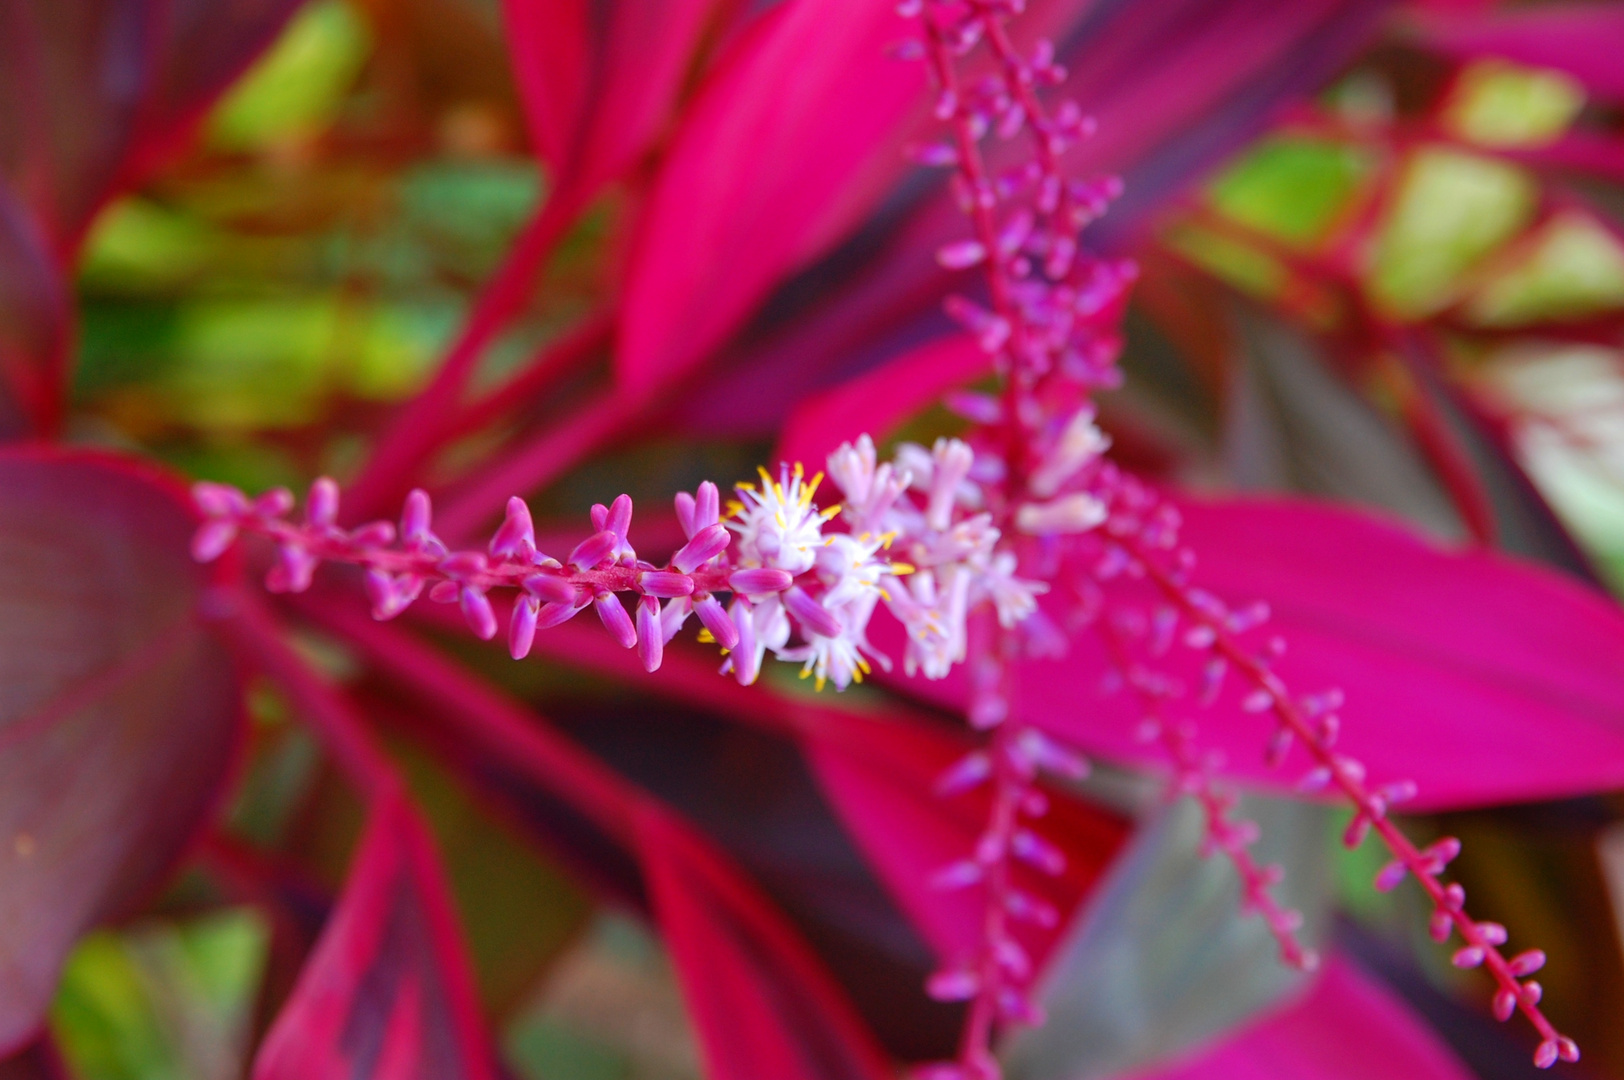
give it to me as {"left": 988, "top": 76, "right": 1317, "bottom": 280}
{"left": 191, "top": 433, "right": 1054, "bottom": 693}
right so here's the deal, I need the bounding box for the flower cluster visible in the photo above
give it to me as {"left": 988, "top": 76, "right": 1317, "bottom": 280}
{"left": 191, "top": 439, "right": 1052, "bottom": 695}
{"left": 895, "top": 0, "right": 1578, "bottom": 1074}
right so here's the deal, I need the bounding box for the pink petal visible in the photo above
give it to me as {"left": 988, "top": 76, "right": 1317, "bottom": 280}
{"left": 1132, "top": 958, "right": 1475, "bottom": 1080}
{"left": 503, "top": 0, "right": 739, "bottom": 195}
{"left": 252, "top": 795, "right": 499, "bottom": 1080}
{"left": 633, "top": 804, "right": 894, "bottom": 1080}
{"left": 0, "top": 449, "right": 244, "bottom": 1054}
{"left": 616, "top": 0, "right": 930, "bottom": 393}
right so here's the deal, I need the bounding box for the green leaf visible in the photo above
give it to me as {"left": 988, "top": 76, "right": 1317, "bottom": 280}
{"left": 1208, "top": 137, "right": 1372, "bottom": 248}
{"left": 1439, "top": 60, "right": 1585, "bottom": 149}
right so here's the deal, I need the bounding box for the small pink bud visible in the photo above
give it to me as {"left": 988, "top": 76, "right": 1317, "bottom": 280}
{"left": 1493, "top": 988, "right": 1517, "bottom": 1022}
{"left": 439, "top": 551, "right": 487, "bottom": 579}
{"left": 1374, "top": 861, "right": 1407, "bottom": 893}
{"left": 606, "top": 493, "right": 633, "bottom": 537}
{"left": 636, "top": 596, "right": 663, "bottom": 672}
{"left": 674, "top": 491, "right": 696, "bottom": 537}
{"left": 1443, "top": 883, "right": 1466, "bottom": 910}
{"left": 364, "top": 569, "right": 396, "bottom": 618}
{"left": 925, "top": 969, "right": 979, "bottom": 1002}
{"left": 254, "top": 487, "right": 295, "bottom": 517}
{"left": 349, "top": 521, "right": 395, "bottom": 547}
{"left": 510, "top": 596, "right": 540, "bottom": 659}
{"left": 1451, "top": 946, "right": 1485, "bottom": 969}
{"left": 569, "top": 529, "right": 620, "bottom": 570}
{"left": 929, "top": 859, "right": 983, "bottom": 891}
{"left": 1011, "top": 828, "right": 1065, "bottom": 875}
{"left": 429, "top": 580, "right": 460, "bottom": 603}
{"left": 460, "top": 586, "right": 498, "bottom": 640}
{"left": 594, "top": 592, "right": 636, "bottom": 649}
{"left": 672, "top": 523, "right": 730, "bottom": 573}
{"left": 727, "top": 567, "right": 792, "bottom": 595}
{"left": 536, "top": 598, "right": 588, "bottom": 630}
{"left": 191, "top": 520, "right": 238, "bottom": 562}
{"left": 934, "top": 751, "right": 992, "bottom": 796}
{"left": 401, "top": 489, "right": 432, "bottom": 544}
{"left": 523, "top": 572, "right": 577, "bottom": 604}
{"left": 936, "top": 239, "right": 987, "bottom": 269}
{"left": 1476, "top": 921, "right": 1508, "bottom": 946}
{"left": 489, "top": 497, "right": 536, "bottom": 559}
{"left": 1430, "top": 910, "right": 1454, "bottom": 943}
{"left": 1521, "top": 981, "right": 1543, "bottom": 1006}
{"left": 1535, "top": 1040, "right": 1559, "bottom": 1069}
{"left": 193, "top": 481, "right": 249, "bottom": 517}
{"left": 693, "top": 595, "right": 739, "bottom": 651}
{"left": 1004, "top": 889, "right": 1059, "bottom": 928}
{"left": 307, "top": 478, "right": 340, "bottom": 527}
{"left": 1507, "top": 950, "right": 1546, "bottom": 977}
{"left": 638, "top": 570, "right": 695, "bottom": 598}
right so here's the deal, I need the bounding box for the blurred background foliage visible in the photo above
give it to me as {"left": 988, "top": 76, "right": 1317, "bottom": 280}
{"left": 46, "top": 0, "right": 1624, "bottom": 1076}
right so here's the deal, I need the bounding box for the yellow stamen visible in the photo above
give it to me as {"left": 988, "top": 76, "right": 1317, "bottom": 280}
{"left": 857, "top": 657, "right": 872, "bottom": 674}
{"left": 799, "top": 667, "right": 811, "bottom": 680}
{"left": 852, "top": 668, "right": 863, "bottom": 684}
{"left": 697, "top": 629, "right": 715, "bottom": 643}
{"left": 820, "top": 504, "right": 843, "bottom": 521}
{"left": 793, "top": 461, "right": 804, "bottom": 480}
{"left": 878, "top": 588, "right": 891, "bottom": 601}
{"left": 880, "top": 531, "right": 897, "bottom": 549}
{"left": 726, "top": 500, "right": 745, "bottom": 517}
{"left": 888, "top": 562, "right": 916, "bottom": 575}
{"left": 815, "top": 674, "right": 827, "bottom": 692}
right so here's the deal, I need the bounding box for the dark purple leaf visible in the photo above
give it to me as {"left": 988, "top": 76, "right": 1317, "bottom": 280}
{"left": 0, "top": 449, "right": 242, "bottom": 1054}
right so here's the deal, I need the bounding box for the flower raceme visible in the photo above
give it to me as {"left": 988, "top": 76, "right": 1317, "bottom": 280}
{"left": 191, "top": 434, "right": 1051, "bottom": 693}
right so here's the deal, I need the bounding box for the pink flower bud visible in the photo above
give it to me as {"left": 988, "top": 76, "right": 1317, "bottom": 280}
{"left": 569, "top": 529, "right": 620, "bottom": 570}
{"left": 672, "top": 523, "right": 730, "bottom": 573}
{"left": 693, "top": 595, "right": 739, "bottom": 651}
{"left": 489, "top": 496, "right": 536, "bottom": 560}
{"left": 523, "top": 572, "right": 577, "bottom": 604}
{"left": 510, "top": 596, "right": 539, "bottom": 659}
{"left": 191, "top": 520, "right": 238, "bottom": 563}
{"left": 307, "top": 478, "right": 340, "bottom": 527}
{"left": 401, "top": 489, "right": 433, "bottom": 545}
{"left": 636, "top": 596, "right": 663, "bottom": 672}
{"left": 727, "top": 567, "right": 792, "bottom": 595}
{"left": 460, "top": 586, "right": 497, "bottom": 640}
{"left": 638, "top": 570, "right": 695, "bottom": 598}
{"left": 594, "top": 592, "right": 636, "bottom": 649}
{"left": 784, "top": 586, "right": 842, "bottom": 639}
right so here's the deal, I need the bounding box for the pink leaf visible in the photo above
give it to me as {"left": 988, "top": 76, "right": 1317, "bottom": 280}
{"left": 805, "top": 718, "right": 1127, "bottom": 968}
{"left": 776, "top": 334, "right": 992, "bottom": 471}
{"left": 503, "top": 0, "right": 742, "bottom": 198}
{"left": 0, "top": 449, "right": 243, "bottom": 1054}
{"left": 685, "top": 0, "right": 1394, "bottom": 438}
{"left": 616, "top": 0, "right": 930, "bottom": 393}
{"left": 1134, "top": 958, "right": 1475, "bottom": 1080}
{"left": 879, "top": 496, "right": 1624, "bottom": 811}
{"left": 1416, "top": 3, "right": 1624, "bottom": 100}
{"left": 252, "top": 794, "right": 499, "bottom": 1080}
{"left": 633, "top": 803, "right": 895, "bottom": 1080}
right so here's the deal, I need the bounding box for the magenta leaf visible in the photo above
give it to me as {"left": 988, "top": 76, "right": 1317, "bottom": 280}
{"left": 0, "top": 0, "right": 303, "bottom": 433}
{"left": 1133, "top": 958, "right": 1475, "bottom": 1080}
{"left": 503, "top": 0, "right": 741, "bottom": 199}
{"left": 776, "top": 334, "right": 991, "bottom": 473}
{"left": 805, "top": 715, "right": 1126, "bottom": 969}
{"left": 633, "top": 803, "right": 895, "bottom": 1080}
{"left": 0, "top": 449, "right": 242, "bottom": 1054}
{"left": 615, "top": 0, "right": 930, "bottom": 393}
{"left": 252, "top": 793, "right": 499, "bottom": 1080}
{"left": 1415, "top": 3, "right": 1624, "bottom": 100}
{"left": 878, "top": 495, "right": 1624, "bottom": 811}
{"left": 682, "top": 0, "right": 1395, "bottom": 439}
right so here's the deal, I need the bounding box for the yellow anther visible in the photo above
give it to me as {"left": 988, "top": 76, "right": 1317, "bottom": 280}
{"left": 774, "top": 511, "right": 787, "bottom": 529}
{"left": 820, "top": 504, "right": 843, "bottom": 521}
{"left": 879, "top": 588, "right": 891, "bottom": 601}
{"left": 857, "top": 657, "right": 872, "bottom": 675}
{"left": 736, "top": 481, "right": 756, "bottom": 492}
{"left": 799, "top": 667, "right": 812, "bottom": 680}
{"left": 815, "top": 674, "right": 827, "bottom": 692}
{"left": 888, "top": 562, "right": 916, "bottom": 575}
{"left": 726, "top": 499, "right": 745, "bottom": 517}
{"left": 852, "top": 668, "right": 864, "bottom": 684}
{"left": 757, "top": 465, "right": 774, "bottom": 488}
{"left": 697, "top": 629, "right": 715, "bottom": 643}
{"left": 793, "top": 461, "right": 804, "bottom": 480}
{"left": 880, "top": 531, "right": 897, "bottom": 549}
{"left": 801, "top": 471, "right": 823, "bottom": 507}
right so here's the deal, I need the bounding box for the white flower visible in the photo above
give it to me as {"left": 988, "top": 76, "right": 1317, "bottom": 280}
{"left": 780, "top": 590, "right": 882, "bottom": 691}
{"left": 728, "top": 463, "right": 835, "bottom": 575}
{"left": 975, "top": 550, "right": 1047, "bottom": 629}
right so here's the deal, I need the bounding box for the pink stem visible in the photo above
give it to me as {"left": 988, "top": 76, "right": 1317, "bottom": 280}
{"left": 1126, "top": 534, "right": 1576, "bottom": 1063}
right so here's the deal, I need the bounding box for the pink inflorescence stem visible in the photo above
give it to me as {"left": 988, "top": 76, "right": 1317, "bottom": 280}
{"left": 898, "top": 0, "right": 1577, "bottom": 1073}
